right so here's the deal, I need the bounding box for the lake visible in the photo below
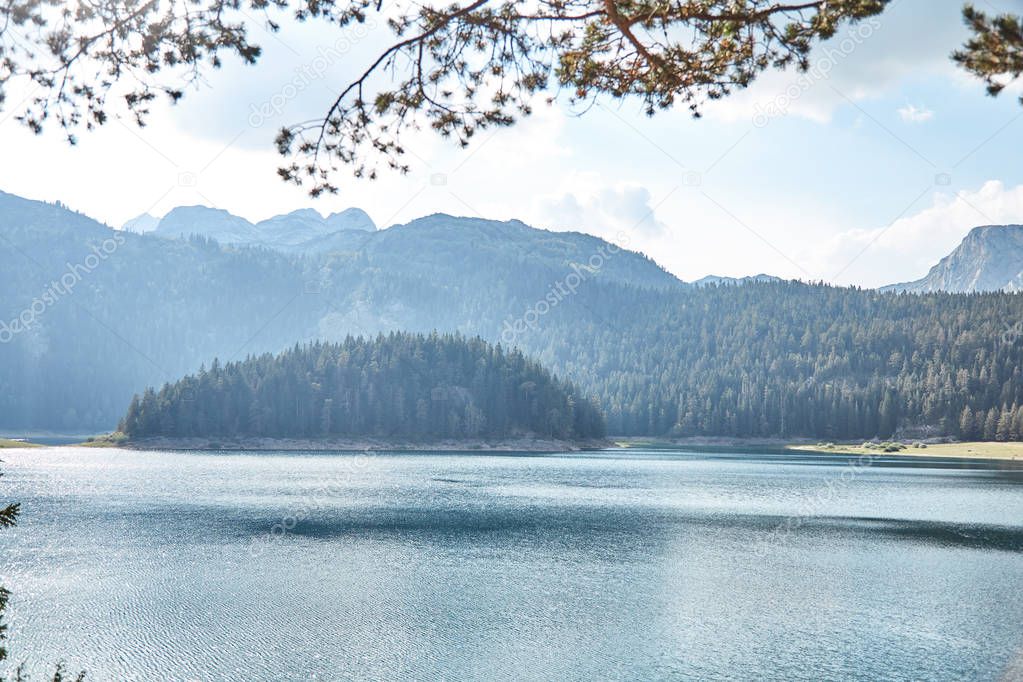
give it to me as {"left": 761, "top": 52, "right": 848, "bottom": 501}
{"left": 2, "top": 447, "right": 1022, "bottom": 681}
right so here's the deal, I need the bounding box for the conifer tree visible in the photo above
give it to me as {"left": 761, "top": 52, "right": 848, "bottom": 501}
{"left": 997, "top": 405, "right": 1014, "bottom": 441}
{"left": 984, "top": 408, "right": 1000, "bottom": 441}
{"left": 959, "top": 406, "right": 976, "bottom": 440}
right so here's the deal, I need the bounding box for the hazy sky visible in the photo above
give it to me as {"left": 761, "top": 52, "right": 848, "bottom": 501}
{"left": 2, "top": 0, "right": 1022, "bottom": 287}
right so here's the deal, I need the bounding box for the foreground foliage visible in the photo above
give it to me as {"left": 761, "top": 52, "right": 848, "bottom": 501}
{"left": 1, "top": 2, "right": 1019, "bottom": 192}
{"left": 0, "top": 493, "right": 81, "bottom": 681}
{"left": 0, "top": 498, "right": 19, "bottom": 672}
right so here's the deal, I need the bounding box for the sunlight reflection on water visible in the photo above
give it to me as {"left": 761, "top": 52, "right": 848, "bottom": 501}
{"left": 2, "top": 447, "right": 1022, "bottom": 681}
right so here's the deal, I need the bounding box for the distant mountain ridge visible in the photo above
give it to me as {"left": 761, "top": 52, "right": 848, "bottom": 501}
{"left": 366, "top": 213, "right": 682, "bottom": 290}
{"left": 693, "top": 274, "right": 781, "bottom": 287}
{"left": 122, "top": 213, "right": 159, "bottom": 234}
{"left": 136, "top": 205, "right": 377, "bottom": 252}
{"left": 124, "top": 201, "right": 776, "bottom": 287}
{"left": 128, "top": 202, "right": 683, "bottom": 289}
{"left": 883, "top": 225, "right": 1023, "bottom": 293}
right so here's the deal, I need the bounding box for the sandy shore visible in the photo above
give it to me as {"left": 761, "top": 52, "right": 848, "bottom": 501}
{"left": 614, "top": 437, "right": 1023, "bottom": 462}
{"left": 787, "top": 441, "right": 1023, "bottom": 462}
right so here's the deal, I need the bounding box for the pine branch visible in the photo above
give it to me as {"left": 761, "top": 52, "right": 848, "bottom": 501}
{"left": 0, "top": 504, "right": 19, "bottom": 529}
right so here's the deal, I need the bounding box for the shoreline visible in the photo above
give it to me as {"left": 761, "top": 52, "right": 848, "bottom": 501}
{"left": 613, "top": 436, "right": 818, "bottom": 448}
{"left": 10, "top": 433, "right": 1023, "bottom": 462}
{"left": 114, "top": 435, "right": 613, "bottom": 453}
{"left": 614, "top": 437, "right": 1023, "bottom": 462}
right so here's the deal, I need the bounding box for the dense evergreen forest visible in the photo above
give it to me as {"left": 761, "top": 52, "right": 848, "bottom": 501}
{"left": 539, "top": 282, "right": 1023, "bottom": 439}
{"left": 6, "top": 192, "right": 1023, "bottom": 441}
{"left": 120, "top": 333, "right": 606, "bottom": 441}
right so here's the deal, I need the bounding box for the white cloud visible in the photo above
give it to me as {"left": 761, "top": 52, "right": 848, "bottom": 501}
{"left": 812, "top": 180, "right": 1023, "bottom": 287}
{"left": 703, "top": 0, "right": 966, "bottom": 127}
{"left": 897, "top": 104, "right": 934, "bottom": 123}
{"left": 537, "top": 183, "right": 669, "bottom": 238}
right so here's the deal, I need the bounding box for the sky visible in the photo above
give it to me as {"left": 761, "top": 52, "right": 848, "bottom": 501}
{"left": 1, "top": 0, "right": 1022, "bottom": 288}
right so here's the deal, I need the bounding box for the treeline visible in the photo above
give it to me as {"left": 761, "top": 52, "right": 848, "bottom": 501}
{"left": 120, "top": 333, "right": 605, "bottom": 441}
{"left": 958, "top": 405, "right": 1023, "bottom": 441}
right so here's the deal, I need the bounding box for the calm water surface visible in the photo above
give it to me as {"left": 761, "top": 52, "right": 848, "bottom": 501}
{"left": 2, "top": 447, "right": 1023, "bottom": 681}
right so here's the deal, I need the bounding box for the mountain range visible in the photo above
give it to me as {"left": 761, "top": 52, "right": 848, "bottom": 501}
{"left": 123, "top": 205, "right": 377, "bottom": 253}
{"left": 120, "top": 203, "right": 1023, "bottom": 294}
{"left": 117, "top": 203, "right": 778, "bottom": 287}
{"left": 2, "top": 189, "right": 1023, "bottom": 440}
{"left": 120, "top": 203, "right": 1023, "bottom": 293}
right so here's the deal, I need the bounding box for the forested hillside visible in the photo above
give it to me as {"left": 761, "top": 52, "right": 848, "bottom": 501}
{"left": 5, "top": 191, "right": 1023, "bottom": 441}
{"left": 537, "top": 281, "right": 1023, "bottom": 438}
{"left": 0, "top": 192, "right": 325, "bottom": 429}
{"left": 121, "top": 333, "right": 605, "bottom": 441}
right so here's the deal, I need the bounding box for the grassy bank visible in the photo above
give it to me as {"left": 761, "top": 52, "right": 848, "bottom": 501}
{"left": 612, "top": 437, "right": 810, "bottom": 449}
{"left": 788, "top": 441, "right": 1023, "bottom": 461}
{"left": 0, "top": 438, "right": 44, "bottom": 448}
{"left": 77, "top": 432, "right": 129, "bottom": 447}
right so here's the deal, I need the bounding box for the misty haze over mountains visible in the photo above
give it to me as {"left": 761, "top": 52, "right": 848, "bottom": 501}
{"left": 123, "top": 205, "right": 377, "bottom": 253}
{"left": 121, "top": 199, "right": 1023, "bottom": 295}
{"left": 3, "top": 188, "right": 1023, "bottom": 438}
{"left": 0, "top": 190, "right": 677, "bottom": 430}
